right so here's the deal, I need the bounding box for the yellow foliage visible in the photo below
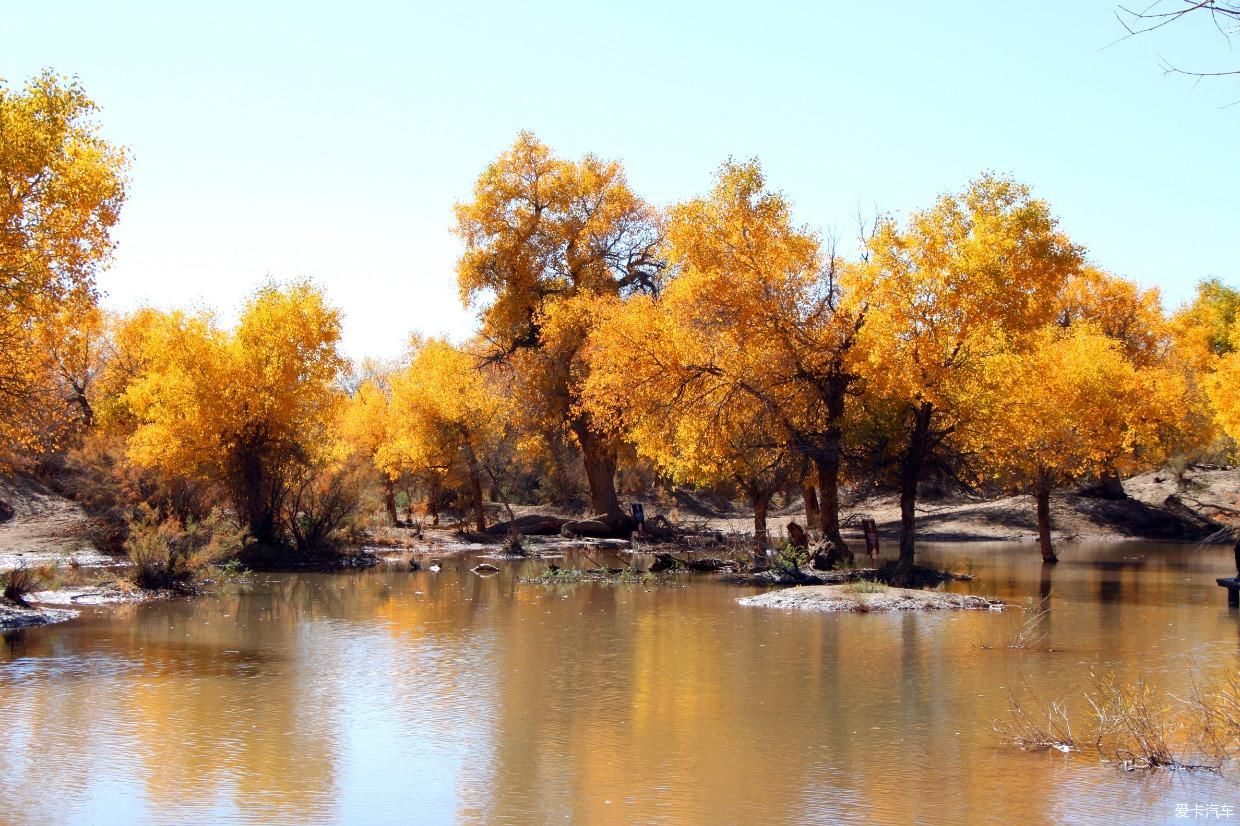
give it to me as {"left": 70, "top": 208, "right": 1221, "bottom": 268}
{"left": 1170, "top": 278, "right": 1240, "bottom": 371}
{"left": 118, "top": 281, "right": 346, "bottom": 542}
{"left": 378, "top": 340, "right": 501, "bottom": 476}
{"left": 584, "top": 160, "right": 845, "bottom": 506}
{"left": 1208, "top": 353, "right": 1240, "bottom": 443}
{"left": 852, "top": 174, "right": 1084, "bottom": 414}
{"left": 1057, "top": 267, "right": 1167, "bottom": 367}
{"left": 0, "top": 71, "right": 128, "bottom": 456}
{"left": 979, "top": 326, "right": 1158, "bottom": 490}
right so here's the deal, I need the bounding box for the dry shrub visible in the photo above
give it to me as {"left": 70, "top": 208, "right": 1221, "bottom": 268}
{"left": 1, "top": 562, "right": 58, "bottom": 605}
{"left": 980, "top": 597, "right": 1051, "bottom": 650}
{"left": 994, "top": 688, "right": 1077, "bottom": 752}
{"left": 1186, "top": 669, "right": 1240, "bottom": 759}
{"left": 1087, "top": 673, "right": 1193, "bottom": 769}
{"left": 996, "top": 668, "right": 1240, "bottom": 771}
{"left": 283, "top": 458, "right": 368, "bottom": 553}
{"left": 125, "top": 507, "right": 246, "bottom": 590}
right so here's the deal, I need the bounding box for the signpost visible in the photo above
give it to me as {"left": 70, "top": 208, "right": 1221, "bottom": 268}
{"left": 862, "top": 518, "right": 880, "bottom": 560}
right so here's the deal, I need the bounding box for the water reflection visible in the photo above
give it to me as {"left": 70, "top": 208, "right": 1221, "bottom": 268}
{"left": 0, "top": 542, "right": 1237, "bottom": 824}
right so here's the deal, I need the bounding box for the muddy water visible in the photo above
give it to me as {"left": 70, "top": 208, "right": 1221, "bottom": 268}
{"left": 1, "top": 542, "right": 1238, "bottom": 825}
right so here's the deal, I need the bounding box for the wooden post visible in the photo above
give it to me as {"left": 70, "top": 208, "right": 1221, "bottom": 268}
{"left": 862, "top": 518, "right": 880, "bottom": 560}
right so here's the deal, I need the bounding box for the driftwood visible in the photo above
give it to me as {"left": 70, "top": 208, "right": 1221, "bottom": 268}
{"left": 485, "top": 514, "right": 569, "bottom": 536}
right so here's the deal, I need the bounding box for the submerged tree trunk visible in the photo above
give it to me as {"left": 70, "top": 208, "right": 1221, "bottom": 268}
{"left": 897, "top": 402, "right": 933, "bottom": 574}
{"left": 571, "top": 415, "right": 626, "bottom": 526}
{"left": 383, "top": 478, "right": 399, "bottom": 526}
{"left": 1035, "top": 470, "right": 1057, "bottom": 564}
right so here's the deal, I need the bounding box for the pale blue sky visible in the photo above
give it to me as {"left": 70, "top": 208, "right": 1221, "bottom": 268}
{"left": 4, "top": 1, "right": 1237, "bottom": 359}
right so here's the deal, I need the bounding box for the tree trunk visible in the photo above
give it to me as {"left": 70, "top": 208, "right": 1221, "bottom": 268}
{"left": 752, "top": 494, "right": 770, "bottom": 567}
{"left": 236, "top": 447, "right": 280, "bottom": 548}
{"left": 464, "top": 446, "right": 486, "bottom": 533}
{"left": 814, "top": 449, "right": 853, "bottom": 566}
{"left": 546, "top": 434, "right": 575, "bottom": 506}
{"left": 383, "top": 479, "right": 399, "bottom": 526}
{"left": 1035, "top": 470, "right": 1057, "bottom": 563}
{"left": 571, "top": 415, "right": 625, "bottom": 524}
{"left": 1081, "top": 466, "right": 1126, "bottom": 499}
{"left": 426, "top": 477, "right": 441, "bottom": 526}
{"left": 897, "top": 402, "right": 933, "bottom": 573}
{"left": 802, "top": 483, "right": 821, "bottom": 534}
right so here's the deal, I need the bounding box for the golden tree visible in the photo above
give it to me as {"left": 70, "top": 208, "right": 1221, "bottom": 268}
{"left": 1170, "top": 279, "right": 1240, "bottom": 455}
{"left": 339, "top": 363, "right": 399, "bottom": 524}
{"left": 851, "top": 174, "right": 1083, "bottom": 577}
{"left": 584, "top": 290, "right": 801, "bottom": 561}
{"left": 586, "top": 160, "right": 864, "bottom": 562}
{"left": 978, "top": 325, "right": 1176, "bottom": 562}
{"left": 0, "top": 71, "right": 128, "bottom": 456}
{"left": 120, "top": 281, "right": 347, "bottom": 550}
{"left": 378, "top": 339, "right": 510, "bottom": 533}
{"left": 454, "top": 132, "right": 663, "bottom": 528}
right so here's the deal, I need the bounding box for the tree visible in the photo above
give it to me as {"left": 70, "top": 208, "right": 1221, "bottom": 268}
{"left": 1208, "top": 349, "right": 1240, "bottom": 443}
{"left": 120, "top": 281, "right": 347, "bottom": 551}
{"left": 454, "top": 133, "right": 663, "bottom": 527}
{"left": 339, "top": 364, "right": 399, "bottom": 524}
{"left": 584, "top": 290, "right": 801, "bottom": 562}
{"left": 1171, "top": 279, "right": 1240, "bottom": 457}
{"left": 586, "top": 160, "right": 864, "bottom": 563}
{"left": 850, "top": 174, "right": 1083, "bottom": 578}
{"left": 978, "top": 325, "right": 1173, "bottom": 562}
{"left": 378, "top": 339, "right": 510, "bottom": 533}
{"left": 0, "top": 71, "right": 128, "bottom": 456}
{"left": 1171, "top": 278, "right": 1240, "bottom": 371}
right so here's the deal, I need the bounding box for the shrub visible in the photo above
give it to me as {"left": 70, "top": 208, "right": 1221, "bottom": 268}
{"left": 125, "top": 507, "right": 246, "bottom": 590}
{"left": 772, "top": 541, "right": 809, "bottom": 577}
{"left": 1, "top": 562, "right": 57, "bottom": 605}
{"left": 283, "top": 459, "right": 366, "bottom": 553}
{"left": 502, "top": 528, "right": 528, "bottom": 557}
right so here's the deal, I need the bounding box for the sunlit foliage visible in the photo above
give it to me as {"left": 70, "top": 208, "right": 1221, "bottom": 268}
{"left": 0, "top": 71, "right": 128, "bottom": 456}
{"left": 118, "top": 281, "right": 347, "bottom": 549}
{"left": 454, "top": 132, "right": 664, "bottom": 523}
{"left": 850, "top": 174, "right": 1084, "bottom": 574}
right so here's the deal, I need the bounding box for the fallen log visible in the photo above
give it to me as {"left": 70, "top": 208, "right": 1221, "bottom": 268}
{"left": 560, "top": 512, "right": 635, "bottom": 539}
{"left": 485, "top": 514, "right": 569, "bottom": 536}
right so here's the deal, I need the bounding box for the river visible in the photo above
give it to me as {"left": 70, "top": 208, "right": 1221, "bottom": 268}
{"left": 1, "top": 542, "right": 1237, "bottom": 824}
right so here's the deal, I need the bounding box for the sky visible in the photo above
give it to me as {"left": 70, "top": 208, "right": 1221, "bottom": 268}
{"left": 4, "top": 1, "right": 1237, "bottom": 361}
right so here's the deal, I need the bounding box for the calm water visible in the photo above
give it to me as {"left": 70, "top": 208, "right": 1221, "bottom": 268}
{"left": 1, "top": 542, "right": 1239, "bottom": 825}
